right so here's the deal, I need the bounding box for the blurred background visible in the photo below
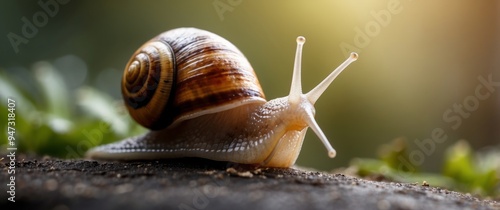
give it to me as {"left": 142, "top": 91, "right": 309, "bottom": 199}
{"left": 0, "top": 0, "right": 498, "bottom": 189}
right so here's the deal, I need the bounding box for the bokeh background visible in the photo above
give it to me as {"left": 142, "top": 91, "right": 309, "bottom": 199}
{"left": 0, "top": 1, "right": 498, "bottom": 173}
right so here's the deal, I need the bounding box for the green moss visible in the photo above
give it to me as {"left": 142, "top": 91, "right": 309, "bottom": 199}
{"left": 351, "top": 138, "right": 499, "bottom": 198}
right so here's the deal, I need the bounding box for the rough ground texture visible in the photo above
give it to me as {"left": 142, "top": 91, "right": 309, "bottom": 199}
{"left": 1, "top": 154, "right": 499, "bottom": 210}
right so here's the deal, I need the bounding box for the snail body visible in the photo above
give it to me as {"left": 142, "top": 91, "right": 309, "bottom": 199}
{"left": 86, "top": 28, "right": 358, "bottom": 167}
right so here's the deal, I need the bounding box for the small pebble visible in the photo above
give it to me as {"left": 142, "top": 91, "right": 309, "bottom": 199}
{"left": 422, "top": 181, "right": 429, "bottom": 187}
{"left": 237, "top": 171, "right": 253, "bottom": 178}
{"left": 226, "top": 167, "right": 253, "bottom": 178}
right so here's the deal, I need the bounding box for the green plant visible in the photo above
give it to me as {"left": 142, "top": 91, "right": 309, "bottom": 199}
{"left": 443, "top": 140, "right": 499, "bottom": 196}
{"left": 349, "top": 138, "right": 500, "bottom": 198}
{"left": 0, "top": 61, "right": 145, "bottom": 158}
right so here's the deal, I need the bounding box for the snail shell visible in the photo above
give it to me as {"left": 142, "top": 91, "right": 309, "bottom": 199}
{"left": 122, "top": 28, "right": 265, "bottom": 130}
{"left": 87, "top": 27, "right": 358, "bottom": 168}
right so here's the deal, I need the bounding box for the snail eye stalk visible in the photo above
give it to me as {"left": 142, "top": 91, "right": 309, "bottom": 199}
{"left": 288, "top": 35, "right": 358, "bottom": 158}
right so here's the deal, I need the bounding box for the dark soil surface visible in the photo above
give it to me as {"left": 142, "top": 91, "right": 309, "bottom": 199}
{"left": 1, "top": 154, "right": 499, "bottom": 210}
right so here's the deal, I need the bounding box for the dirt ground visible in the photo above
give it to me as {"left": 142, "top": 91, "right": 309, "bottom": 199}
{"left": 1, "top": 154, "right": 499, "bottom": 210}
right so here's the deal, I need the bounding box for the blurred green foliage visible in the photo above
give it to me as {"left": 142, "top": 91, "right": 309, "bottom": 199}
{"left": 0, "top": 62, "right": 145, "bottom": 158}
{"left": 349, "top": 138, "right": 500, "bottom": 198}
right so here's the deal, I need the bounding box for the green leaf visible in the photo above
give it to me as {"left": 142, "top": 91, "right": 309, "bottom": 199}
{"left": 76, "top": 86, "right": 139, "bottom": 136}
{"left": 33, "top": 62, "right": 72, "bottom": 118}
{"left": 0, "top": 71, "right": 36, "bottom": 115}
{"left": 377, "top": 137, "right": 411, "bottom": 170}
{"left": 443, "top": 140, "right": 475, "bottom": 183}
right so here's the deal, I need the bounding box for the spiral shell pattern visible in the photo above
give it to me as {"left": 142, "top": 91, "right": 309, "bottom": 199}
{"left": 122, "top": 41, "right": 175, "bottom": 129}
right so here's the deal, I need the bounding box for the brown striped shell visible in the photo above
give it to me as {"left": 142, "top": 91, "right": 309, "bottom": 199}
{"left": 121, "top": 28, "right": 266, "bottom": 130}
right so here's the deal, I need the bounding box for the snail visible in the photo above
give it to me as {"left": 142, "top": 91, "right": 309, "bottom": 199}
{"left": 86, "top": 27, "right": 358, "bottom": 168}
